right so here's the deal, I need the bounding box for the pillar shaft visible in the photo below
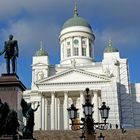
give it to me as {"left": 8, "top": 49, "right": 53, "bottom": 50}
{"left": 63, "top": 92, "right": 69, "bottom": 130}
{"left": 51, "top": 92, "right": 55, "bottom": 130}
{"left": 92, "top": 91, "right": 99, "bottom": 122}
{"left": 41, "top": 95, "right": 45, "bottom": 130}
{"left": 80, "top": 91, "right": 84, "bottom": 119}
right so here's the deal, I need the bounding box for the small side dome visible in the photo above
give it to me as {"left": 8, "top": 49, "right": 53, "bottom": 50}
{"left": 35, "top": 42, "right": 48, "bottom": 56}
{"left": 104, "top": 39, "right": 118, "bottom": 53}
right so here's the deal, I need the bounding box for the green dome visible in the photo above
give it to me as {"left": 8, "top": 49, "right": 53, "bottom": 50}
{"left": 104, "top": 40, "right": 118, "bottom": 53}
{"left": 62, "top": 16, "right": 92, "bottom": 30}
{"left": 62, "top": 5, "right": 92, "bottom": 30}
{"left": 35, "top": 47, "right": 48, "bottom": 56}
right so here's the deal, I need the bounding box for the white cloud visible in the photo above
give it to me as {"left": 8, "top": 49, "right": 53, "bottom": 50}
{"left": 0, "top": 17, "right": 60, "bottom": 57}
{"left": 0, "top": 0, "right": 140, "bottom": 57}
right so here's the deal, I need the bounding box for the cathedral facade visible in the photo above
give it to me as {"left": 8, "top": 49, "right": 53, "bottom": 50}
{"left": 23, "top": 5, "right": 140, "bottom": 130}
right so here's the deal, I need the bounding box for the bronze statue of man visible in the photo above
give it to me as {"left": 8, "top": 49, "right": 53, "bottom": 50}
{"left": 0, "top": 35, "right": 18, "bottom": 74}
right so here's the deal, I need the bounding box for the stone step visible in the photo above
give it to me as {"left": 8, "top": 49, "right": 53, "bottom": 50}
{"left": 34, "top": 129, "right": 140, "bottom": 140}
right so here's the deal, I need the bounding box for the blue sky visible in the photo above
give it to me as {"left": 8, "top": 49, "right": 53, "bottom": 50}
{"left": 0, "top": 0, "right": 139, "bottom": 88}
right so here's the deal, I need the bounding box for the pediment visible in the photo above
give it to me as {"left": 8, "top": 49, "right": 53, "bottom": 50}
{"left": 36, "top": 69, "right": 111, "bottom": 85}
{"left": 32, "top": 62, "right": 48, "bottom": 67}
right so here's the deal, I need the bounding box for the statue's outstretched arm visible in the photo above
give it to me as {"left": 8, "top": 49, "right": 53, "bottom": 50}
{"left": 33, "top": 104, "right": 40, "bottom": 112}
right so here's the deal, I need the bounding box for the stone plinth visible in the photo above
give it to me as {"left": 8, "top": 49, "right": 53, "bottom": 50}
{"left": 0, "top": 73, "right": 26, "bottom": 120}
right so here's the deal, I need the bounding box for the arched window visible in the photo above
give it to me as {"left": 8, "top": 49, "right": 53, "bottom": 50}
{"left": 37, "top": 71, "right": 44, "bottom": 81}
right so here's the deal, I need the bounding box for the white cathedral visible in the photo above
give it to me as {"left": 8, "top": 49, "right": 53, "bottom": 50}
{"left": 23, "top": 4, "right": 140, "bottom": 130}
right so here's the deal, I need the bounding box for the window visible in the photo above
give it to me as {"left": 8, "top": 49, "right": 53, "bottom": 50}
{"left": 74, "top": 47, "right": 79, "bottom": 56}
{"left": 37, "top": 72, "right": 44, "bottom": 81}
{"left": 89, "top": 42, "right": 92, "bottom": 57}
{"left": 90, "top": 47, "right": 92, "bottom": 57}
{"left": 82, "top": 38, "right": 87, "bottom": 46}
{"left": 82, "top": 47, "right": 86, "bottom": 56}
{"left": 67, "top": 48, "right": 71, "bottom": 57}
{"left": 82, "top": 40, "right": 86, "bottom": 45}
{"left": 67, "top": 42, "right": 70, "bottom": 45}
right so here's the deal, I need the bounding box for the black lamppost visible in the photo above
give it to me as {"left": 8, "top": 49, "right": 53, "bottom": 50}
{"left": 80, "top": 132, "right": 85, "bottom": 140}
{"left": 83, "top": 88, "right": 93, "bottom": 117}
{"left": 99, "top": 102, "right": 110, "bottom": 124}
{"left": 67, "top": 88, "right": 110, "bottom": 140}
{"left": 98, "top": 133, "right": 105, "bottom": 140}
{"left": 67, "top": 104, "right": 78, "bottom": 120}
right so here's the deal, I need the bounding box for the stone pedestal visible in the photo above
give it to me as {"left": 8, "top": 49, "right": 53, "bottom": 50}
{"left": 0, "top": 73, "right": 26, "bottom": 120}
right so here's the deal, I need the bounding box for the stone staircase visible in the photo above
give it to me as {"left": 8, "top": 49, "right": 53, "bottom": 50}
{"left": 34, "top": 129, "right": 140, "bottom": 140}
{"left": 34, "top": 130, "right": 81, "bottom": 140}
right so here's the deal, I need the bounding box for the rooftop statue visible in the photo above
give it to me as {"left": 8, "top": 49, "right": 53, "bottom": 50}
{"left": 0, "top": 35, "right": 18, "bottom": 74}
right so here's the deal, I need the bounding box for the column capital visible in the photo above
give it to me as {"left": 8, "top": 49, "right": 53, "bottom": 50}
{"left": 80, "top": 90, "right": 84, "bottom": 94}
{"left": 92, "top": 89, "right": 99, "bottom": 94}
{"left": 64, "top": 91, "right": 69, "bottom": 94}
{"left": 50, "top": 91, "right": 56, "bottom": 97}
{"left": 50, "top": 91, "right": 56, "bottom": 94}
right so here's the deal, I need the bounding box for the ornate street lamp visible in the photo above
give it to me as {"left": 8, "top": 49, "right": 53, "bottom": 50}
{"left": 83, "top": 102, "right": 93, "bottom": 117}
{"left": 80, "top": 133, "right": 85, "bottom": 140}
{"left": 83, "top": 88, "right": 93, "bottom": 117}
{"left": 99, "top": 102, "right": 110, "bottom": 123}
{"left": 67, "top": 104, "right": 78, "bottom": 120}
{"left": 98, "top": 133, "right": 105, "bottom": 140}
{"left": 68, "top": 88, "right": 110, "bottom": 140}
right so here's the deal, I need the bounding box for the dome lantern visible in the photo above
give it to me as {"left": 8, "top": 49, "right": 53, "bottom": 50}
{"left": 104, "top": 39, "right": 118, "bottom": 53}
{"left": 35, "top": 41, "right": 48, "bottom": 56}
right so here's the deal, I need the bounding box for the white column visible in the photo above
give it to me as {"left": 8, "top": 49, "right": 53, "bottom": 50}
{"left": 41, "top": 95, "right": 45, "bottom": 130}
{"left": 72, "top": 97, "right": 77, "bottom": 106}
{"left": 98, "top": 95, "right": 102, "bottom": 122}
{"left": 92, "top": 90, "right": 99, "bottom": 122}
{"left": 45, "top": 98, "right": 48, "bottom": 130}
{"left": 87, "top": 38, "right": 90, "bottom": 57}
{"left": 71, "top": 38, "right": 73, "bottom": 56}
{"left": 51, "top": 92, "right": 55, "bottom": 130}
{"left": 34, "top": 100, "right": 41, "bottom": 130}
{"left": 79, "top": 37, "right": 82, "bottom": 56}
{"left": 80, "top": 91, "right": 84, "bottom": 119}
{"left": 55, "top": 97, "right": 58, "bottom": 130}
{"left": 60, "top": 44, "right": 63, "bottom": 60}
{"left": 40, "top": 96, "right": 42, "bottom": 129}
{"left": 57, "top": 98, "right": 60, "bottom": 130}
{"left": 60, "top": 98, "right": 64, "bottom": 130}
{"left": 63, "top": 92, "right": 69, "bottom": 130}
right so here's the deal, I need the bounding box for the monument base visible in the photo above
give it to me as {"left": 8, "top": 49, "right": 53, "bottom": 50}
{"left": 0, "top": 73, "right": 26, "bottom": 132}
{"left": 0, "top": 73, "right": 26, "bottom": 111}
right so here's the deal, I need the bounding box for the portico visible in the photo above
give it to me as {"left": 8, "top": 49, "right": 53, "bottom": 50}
{"left": 34, "top": 88, "right": 102, "bottom": 130}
